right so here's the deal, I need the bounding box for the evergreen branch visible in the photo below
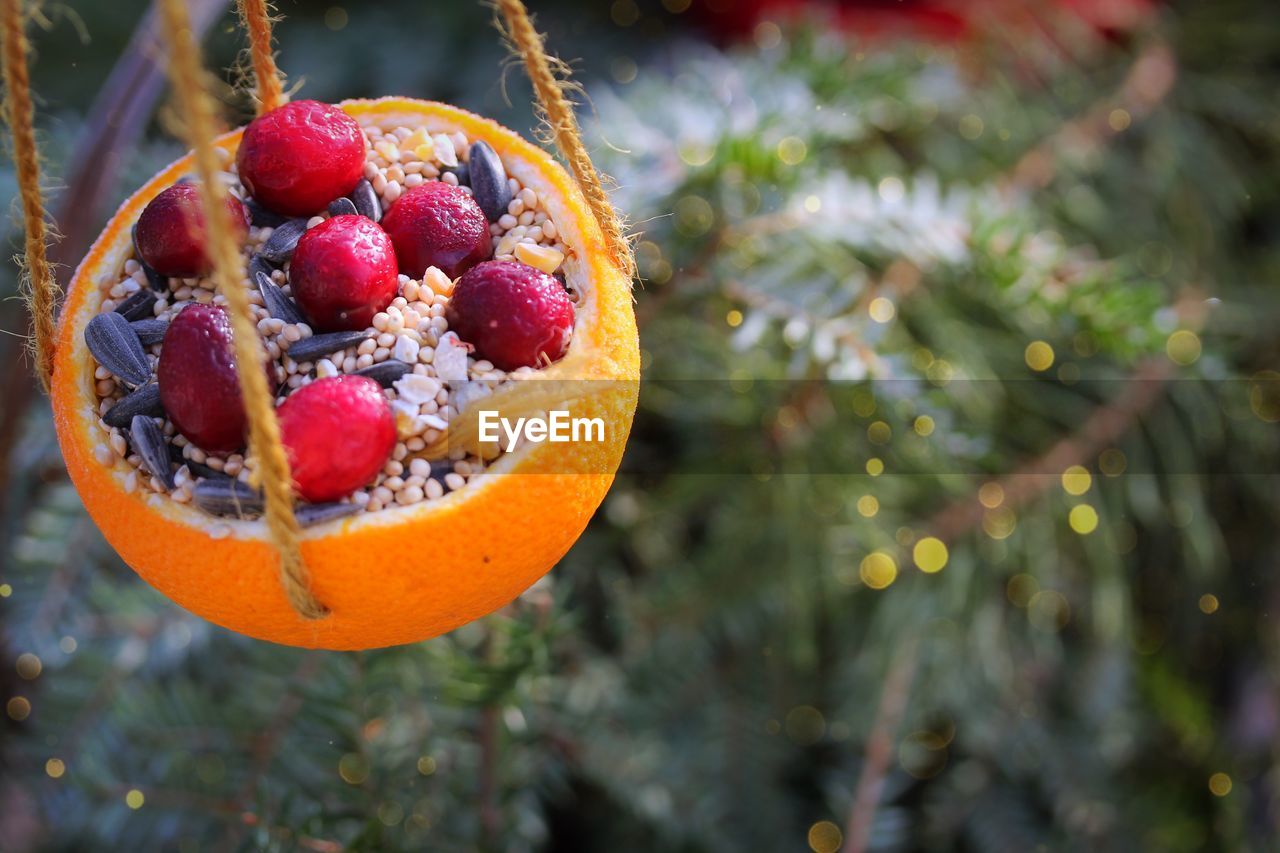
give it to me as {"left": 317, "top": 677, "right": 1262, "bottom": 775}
{"left": 927, "top": 357, "right": 1172, "bottom": 542}
{"left": 842, "top": 639, "right": 920, "bottom": 853}
{"left": 1007, "top": 39, "right": 1177, "bottom": 191}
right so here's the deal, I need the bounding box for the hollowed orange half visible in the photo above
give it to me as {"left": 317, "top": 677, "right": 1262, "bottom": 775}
{"left": 51, "top": 97, "right": 639, "bottom": 650}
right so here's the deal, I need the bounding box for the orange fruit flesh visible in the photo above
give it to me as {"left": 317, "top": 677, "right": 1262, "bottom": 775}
{"left": 51, "top": 98, "right": 639, "bottom": 650}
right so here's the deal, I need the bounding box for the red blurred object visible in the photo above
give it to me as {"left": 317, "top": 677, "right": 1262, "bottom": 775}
{"left": 693, "top": 0, "right": 1154, "bottom": 42}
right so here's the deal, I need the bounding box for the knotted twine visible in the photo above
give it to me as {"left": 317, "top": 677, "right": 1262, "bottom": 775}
{"left": 1, "top": 0, "right": 58, "bottom": 391}
{"left": 156, "top": 0, "right": 325, "bottom": 619}
{"left": 237, "top": 0, "right": 285, "bottom": 114}
{"left": 495, "top": 0, "right": 635, "bottom": 278}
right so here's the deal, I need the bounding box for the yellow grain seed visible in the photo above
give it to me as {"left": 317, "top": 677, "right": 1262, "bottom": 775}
{"left": 514, "top": 242, "right": 565, "bottom": 274}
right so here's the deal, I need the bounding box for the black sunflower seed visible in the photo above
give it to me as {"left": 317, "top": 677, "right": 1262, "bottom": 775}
{"left": 184, "top": 459, "right": 231, "bottom": 481}
{"left": 444, "top": 162, "right": 470, "bottom": 188}
{"left": 114, "top": 288, "right": 158, "bottom": 321}
{"left": 129, "top": 414, "right": 175, "bottom": 490}
{"left": 193, "top": 478, "right": 264, "bottom": 518}
{"left": 259, "top": 219, "right": 308, "bottom": 264}
{"left": 131, "top": 224, "right": 169, "bottom": 292}
{"left": 353, "top": 359, "right": 413, "bottom": 388}
{"left": 129, "top": 318, "right": 170, "bottom": 346}
{"left": 248, "top": 253, "right": 276, "bottom": 282}
{"left": 286, "top": 330, "right": 371, "bottom": 364}
{"left": 103, "top": 383, "right": 164, "bottom": 429}
{"left": 348, "top": 179, "right": 381, "bottom": 222}
{"left": 327, "top": 197, "right": 358, "bottom": 218}
{"left": 468, "top": 140, "right": 511, "bottom": 222}
{"left": 245, "top": 197, "right": 290, "bottom": 228}
{"left": 255, "top": 270, "right": 305, "bottom": 324}
{"left": 296, "top": 502, "right": 362, "bottom": 528}
{"left": 85, "top": 312, "right": 151, "bottom": 387}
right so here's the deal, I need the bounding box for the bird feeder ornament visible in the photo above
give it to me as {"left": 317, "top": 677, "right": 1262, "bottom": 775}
{"left": 2, "top": 0, "right": 639, "bottom": 649}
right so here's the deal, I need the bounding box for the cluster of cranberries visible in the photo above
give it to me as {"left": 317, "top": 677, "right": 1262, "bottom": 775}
{"left": 131, "top": 100, "right": 574, "bottom": 503}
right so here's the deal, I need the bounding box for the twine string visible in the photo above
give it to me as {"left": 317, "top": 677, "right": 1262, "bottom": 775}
{"left": 495, "top": 0, "right": 635, "bottom": 278}
{"left": 1, "top": 0, "right": 58, "bottom": 391}
{"left": 236, "top": 0, "right": 285, "bottom": 114}
{"left": 156, "top": 0, "right": 324, "bottom": 619}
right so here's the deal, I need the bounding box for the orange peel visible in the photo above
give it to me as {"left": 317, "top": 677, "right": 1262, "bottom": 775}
{"left": 51, "top": 98, "right": 639, "bottom": 649}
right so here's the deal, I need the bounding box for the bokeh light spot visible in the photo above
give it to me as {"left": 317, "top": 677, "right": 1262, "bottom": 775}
{"left": 1099, "top": 449, "right": 1127, "bottom": 476}
{"left": 1250, "top": 371, "right": 1280, "bottom": 422}
{"left": 15, "top": 652, "right": 41, "bottom": 680}
{"left": 785, "top": 705, "right": 826, "bottom": 745}
{"left": 868, "top": 297, "right": 895, "bottom": 323}
{"left": 611, "top": 0, "right": 640, "bottom": 26}
{"left": 878, "top": 176, "right": 905, "bottom": 202}
{"left": 754, "top": 21, "right": 782, "bottom": 49}
{"left": 339, "top": 753, "right": 370, "bottom": 785}
{"left": 1061, "top": 465, "right": 1092, "bottom": 496}
{"left": 978, "top": 482, "right": 1004, "bottom": 508}
{"left": 777, "top": 136, "right": 807, "bottom": 165}
{"left": 913, "top": 537, "right": 948, "bottom": 573}
{"left": 611, "top": 56, "right": 638, "bottom": 84}
{"left": 1025, "top": 341, "right": 1054, "bottom": 371}
{"left": 323, "top": 6, "right": 348, "bottom": 31}
{"left": 807, "top": 820, "right": 842, "bottom": 853}
{"left": 860, "top": 552, "right": 898, "bottom": 589}
{"left": 983, "top": 507, "right": 1017, "bottom": 539}
{"left": 674, "top": 195, "right": 714, "bottom": 236}
{"left": 1166, "top": 330, "right": 1202, "bottom": 365}
{"left": 1007, "top": 573, "right": 1039, "bottom": 607}
{"left": 1069, "top": 504, "right": 1099, "bottom": 535}
{"left": 6, "top": 696, "right": 30, "bottom": 721}
{"left": 677, "top": 140, "right": 715, "bottom": 167}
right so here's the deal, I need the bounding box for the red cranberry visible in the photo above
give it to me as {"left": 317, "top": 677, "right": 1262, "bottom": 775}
{"left": 289, "top": 215, "right": 398, "bottom": 332}
{"left": 277, "top": 375, "right": 396, "bottom": 502}
{"left": 236, "top": 100, "right": 366, "bottom": 217}
{"left": 157, "top": 304, "right": 249, "bottom": 453}
{"left": 380, "top": 182, "right": 490, "bottom": 279}
{"left": 134, "top": 183, "right": 249, "bottom": 278}
{"left": 445, "top": 260, "right": 574, "bottom": 371}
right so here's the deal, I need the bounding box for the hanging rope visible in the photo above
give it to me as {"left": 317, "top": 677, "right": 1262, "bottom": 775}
{"left": 1, "top": 0, "right": 57, "bottom": 391}
{"left": 495, "top": 0, "right": 635, "bottom": 278}
{"left": 236, "top": 0, "right": 285, "bottom": 114}
{"left": 156, "top": 0, "right": 325, "bottom": 620}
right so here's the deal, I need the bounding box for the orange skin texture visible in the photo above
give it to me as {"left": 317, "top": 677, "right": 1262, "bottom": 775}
{"left": 51, "top": 98, "right": 639, "bottom": 650}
